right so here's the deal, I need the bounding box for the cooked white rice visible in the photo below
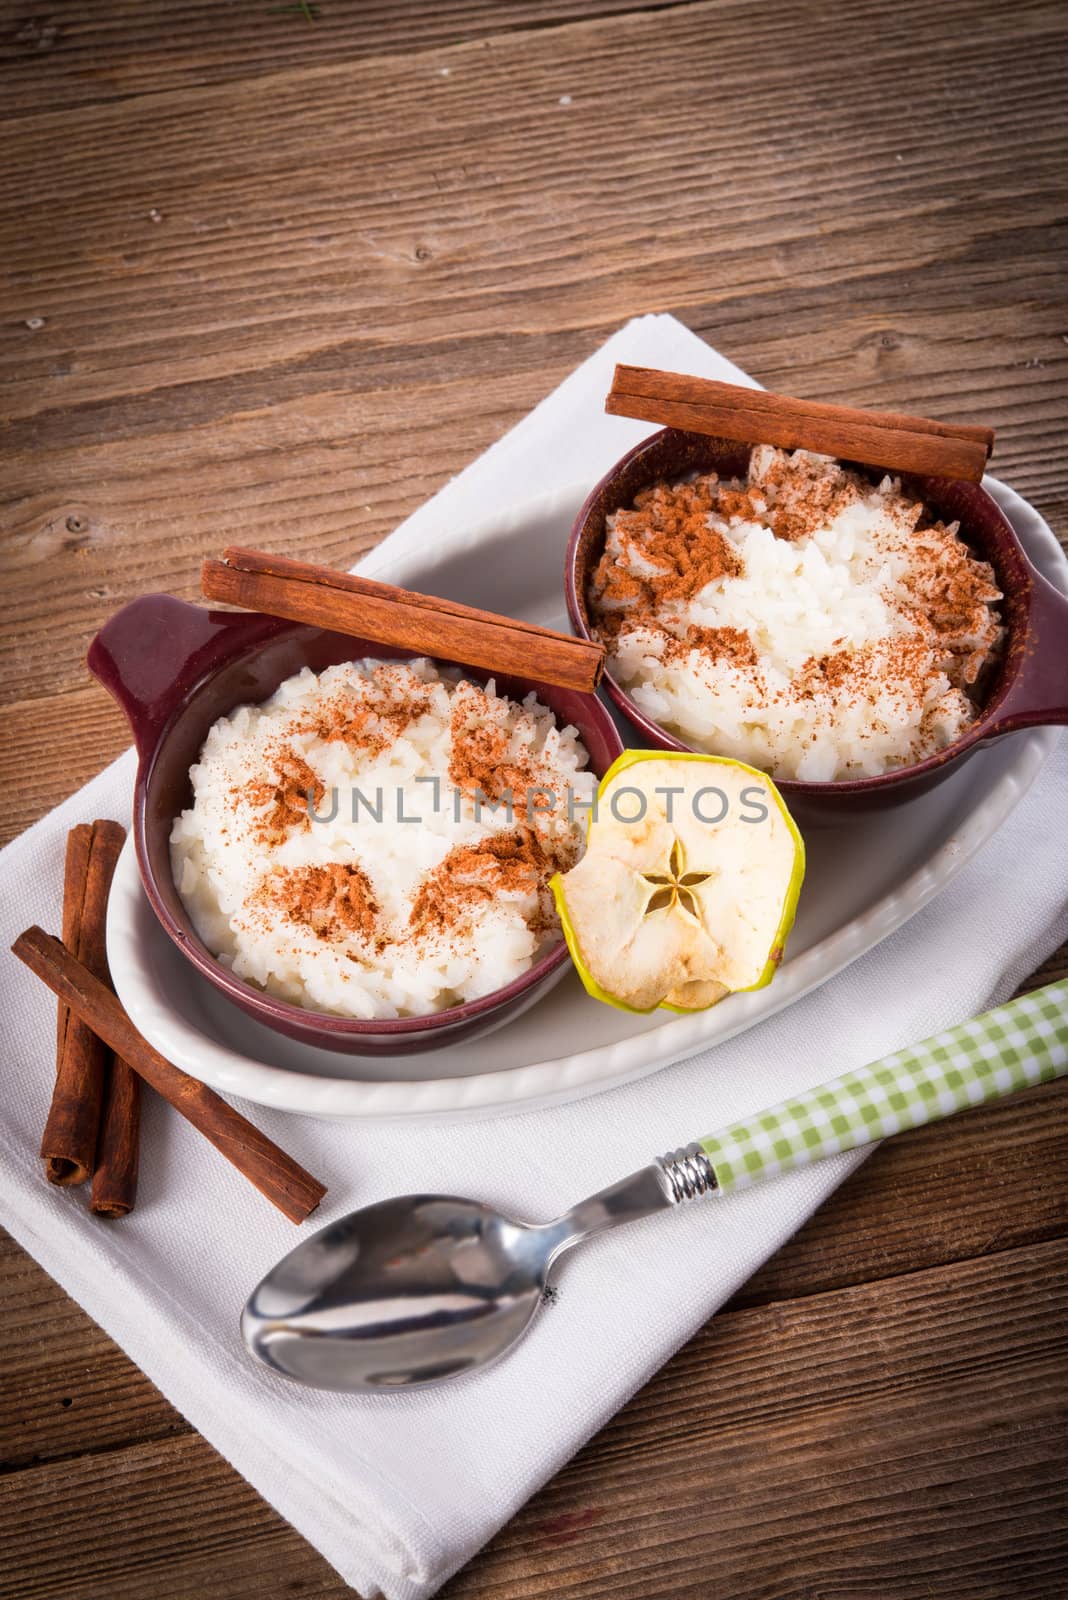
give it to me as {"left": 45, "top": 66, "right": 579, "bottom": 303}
{"left": 170, "top": 658, "right": 594, "bottom": 1019}
{"left": 593, "top": 446, "right": 1002, "bottom": 782}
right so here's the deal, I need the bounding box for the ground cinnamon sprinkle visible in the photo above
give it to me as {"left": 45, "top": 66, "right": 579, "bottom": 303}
{"left": 295, "top": 680, "right": 432, "bottom": 757}
{"left": 731, "top": 447, "right": 858, "bottom": 542}
{"left": 592, "top": 473, "right": 743, "bottom": 617}
{"left": 794, "top": 638, "right": 932, "bottom": 703}
{"left": 896, "top": 522, "right": 1002, "bottom": 687}
{"left": 243, "top": 747, "right": 325, "bottom": 842}
{"left": 266, "top": 862, "right": 380, "bottom": 944}
{"left": 235, "top": 683, "right": 431, "bottom": 844}
{"left": 408, "top": 827, "right": 570, "bottom": 941}
{"left": 449, "top": 685, "right": 542, "bottom": 813}
{"left": 675, "top": 624, "right": 759, "bottom": 668}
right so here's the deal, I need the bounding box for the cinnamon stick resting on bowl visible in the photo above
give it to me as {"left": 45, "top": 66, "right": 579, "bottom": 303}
{"left": 606, "top": 365, "right": 995, "bottom": 484}
{"left": 14, "top": 927, "right": 327, "bottom": 1225}
{"left": 202, "top": 548, "right": 605, "bottom": 694}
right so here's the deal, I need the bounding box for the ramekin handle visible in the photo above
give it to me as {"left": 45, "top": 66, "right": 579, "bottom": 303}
{"left": 985, "top": 570, "right": 1068, "bottom": 737}
{"left": 87, "top": 594, "right": 264, "bottom": 759}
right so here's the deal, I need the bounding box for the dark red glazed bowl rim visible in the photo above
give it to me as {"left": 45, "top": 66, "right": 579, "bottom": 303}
{"left": 565, "top": 427, "right": 1068, "bottom": 798}
{"left": 89, "top": 598, "right": 624, "bottom": 1041}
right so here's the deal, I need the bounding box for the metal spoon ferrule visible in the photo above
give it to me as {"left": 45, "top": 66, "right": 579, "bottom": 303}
{"left": 656, "top": 1143, "right": 717, "bottom": 1203}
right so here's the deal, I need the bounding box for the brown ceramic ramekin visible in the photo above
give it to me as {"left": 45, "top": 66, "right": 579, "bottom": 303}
{"left": 566, "top": 428, "right": 1068, "bottom": 817}
{"left": 88, "top": 595, "right": 624, "bottom": 1055}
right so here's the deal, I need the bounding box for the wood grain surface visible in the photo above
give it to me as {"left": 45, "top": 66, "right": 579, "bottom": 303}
{"left": 2, "top": 0, "right": 1066, "bottom": 1595}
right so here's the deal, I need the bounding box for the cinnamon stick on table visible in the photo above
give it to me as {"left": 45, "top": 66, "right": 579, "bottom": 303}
{"left": 605, "top": 365, "right": 995, "bottom": 484}
{"left": 202, "top": 548, "right": 605, "bottom": 694}
{"left": 43, "top": 820, "right": 127, "bottom": 1185}
{"left": 14, "top": 927, "right": 327, "bottom": 1225}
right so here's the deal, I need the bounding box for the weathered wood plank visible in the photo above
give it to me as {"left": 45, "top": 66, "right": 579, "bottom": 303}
{"left": 0, "top": 367, "right": 539, "bottom": 727}
{"left": 0, "top": 684, "right": 130, "bottom": 837}
{"left": 2, "top": 0, "right": 1065, "bottom": 843}
{"left": 4, "top": 1, "right": 1064, "bottom": 434}
{"left": 0, "top": 1432, "right": 349, "bottom": 1600}
{"left": 0, "top": 1, "right": 684, "bottom": 116}
{"left": 2, "top": 1237, "right": 1065, "bottom": 1599}
{"left": 0, "top": 1229, "right": 183, "bottom": 1469}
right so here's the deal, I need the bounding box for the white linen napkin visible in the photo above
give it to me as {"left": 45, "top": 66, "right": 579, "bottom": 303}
{"left": 1, "top": 314, "right": 1065, "bottom": 1600}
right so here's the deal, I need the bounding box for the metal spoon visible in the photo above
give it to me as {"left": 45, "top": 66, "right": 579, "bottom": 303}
{"left": 242, "top": 980, "right": 1068, "bottom": 1392}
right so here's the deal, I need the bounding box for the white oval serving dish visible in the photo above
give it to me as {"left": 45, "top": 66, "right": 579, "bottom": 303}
{"left": 107, "top": 476, "right": 1066, "bottom": 1120}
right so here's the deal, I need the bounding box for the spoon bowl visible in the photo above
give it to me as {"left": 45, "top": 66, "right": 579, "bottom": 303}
{"left": 242, "top": 1195, "right": 558, "bottom": 1390}
{"left": 242, "top": 1163, "right": 677, "bottom": 1391}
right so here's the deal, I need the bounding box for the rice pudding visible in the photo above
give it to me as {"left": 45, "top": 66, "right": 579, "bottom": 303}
{"left": 589, "top": 446, "right": 1003, "bottom": 781}
{"left": 170, "top": 659, "right": 595, "bottom": 1019}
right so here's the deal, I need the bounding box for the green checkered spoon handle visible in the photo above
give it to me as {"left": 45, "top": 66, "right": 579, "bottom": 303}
{"left": 234, "top": 982, "right": 1067, "bottom": 1392}
{"left": 658, "top": 979, "right": 1068, "bottom": 1199}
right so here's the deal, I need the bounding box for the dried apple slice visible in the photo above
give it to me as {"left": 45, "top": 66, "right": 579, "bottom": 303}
{"left": 551, "top": 751, "right": 805, "bottom": 1014}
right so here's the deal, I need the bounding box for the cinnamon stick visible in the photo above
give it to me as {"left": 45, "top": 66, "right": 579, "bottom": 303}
{"left": 56, "top": 823, "right": 92, "bottom": 1065}
{"left": 15, "top": 927, "right": 326, "bottom": 1225}
{"left": 42, "top": 821, "right": 125, "bottom": 1184}
{"left": 202, "top": 548, "right": 605, "bottom": 694}
{"left": 91, "top": 1055, "right": 141, "bottom": 1218}
{"left": 605, "top": 365, "right": 995, "bottom": 483}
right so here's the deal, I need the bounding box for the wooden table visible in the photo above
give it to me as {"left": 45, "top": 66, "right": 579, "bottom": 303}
{"left": 2, "top": 3, "right": 1066, "bottom": 1595}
